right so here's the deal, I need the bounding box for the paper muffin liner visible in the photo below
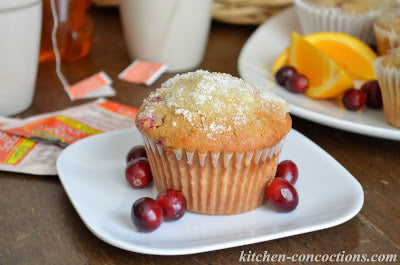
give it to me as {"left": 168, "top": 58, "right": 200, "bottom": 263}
{"left": 374, "top": 57, "right": 400, "bottom": 127}
{"left": 142, "top": 134, "right": 286, "bottom": 215}
{"left": 294, "top": 0, "right": 379, "bottom": 44}
{"left": 374, "top": 23, "right": 400, "bottom": 56}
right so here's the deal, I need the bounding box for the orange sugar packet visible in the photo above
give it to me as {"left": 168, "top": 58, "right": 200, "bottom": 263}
{"left": 0, "top": 99, "right": 138, "bottom": 175}
{"left": 65, "top": 71, "right": 115, "bottom": 100}
{"left": 1, "top": 98, "right": 137, "bottom": 146}
{"left": 0, "top": 117, "right": 62, "bottom": 175}
{"left": 118, "top": 60, "right": 167, "bottom": 86}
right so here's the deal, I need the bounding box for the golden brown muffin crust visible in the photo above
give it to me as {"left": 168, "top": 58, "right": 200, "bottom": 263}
{"left": 307, "top": 0, "right": 397, "bottom": 14}
{"left": 135, "top": 70, "right": 291, "bottom": 153}
{"left": 381, "top": 47, "right": 400, "bottom": 68}
{"left": 375, "top": 9, "right": 400, "bottom": 35}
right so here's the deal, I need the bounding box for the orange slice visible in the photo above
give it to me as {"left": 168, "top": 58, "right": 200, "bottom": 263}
{"left": 271, "top": 49, "right": 289, "bottom": 75}
{"left": 272, "top": 32, "right": 378, "bottom": 81}
{"left": 289, "top": 31, "right": 354, "bottom": 99}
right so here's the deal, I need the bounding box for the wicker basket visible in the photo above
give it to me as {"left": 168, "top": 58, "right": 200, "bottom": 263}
{"left": 212, "top": 0, "right": 293, "bottom": 25}
{"left": 92, "top": 0, "right": 292, "bottom": 25}
{"left": 92, "top": 0, "right": 119, "bottom": 7}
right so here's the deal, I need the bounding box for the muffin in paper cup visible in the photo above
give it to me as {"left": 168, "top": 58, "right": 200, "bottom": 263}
{"left": 294, "top": 0, "right": 398, "bottom": 44}
{"left": 135, "top": 70, "right": 292, "bottom": 215}
{"left": 374, "top": 9, "right": 400, "bottom": 56}
{"left": 373, "top": 49, "right": 400, "bottom": 128}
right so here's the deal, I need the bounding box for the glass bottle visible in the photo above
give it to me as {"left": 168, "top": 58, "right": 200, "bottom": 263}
{"left": 39, "top": 0, "right": 93, "bottom": 62}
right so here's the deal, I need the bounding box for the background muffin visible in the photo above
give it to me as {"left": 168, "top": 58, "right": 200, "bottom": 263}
{"left": 135, "top": 70, "right": 291, "bottom": 215}
{"left": 374, "top": 9, "right": 400, "bottom": 56}
{"left": 294, "top": 0, "right": 398, "bottom": 44}
{"left": 374, "top": 48, "right": 400, "bottom": 127}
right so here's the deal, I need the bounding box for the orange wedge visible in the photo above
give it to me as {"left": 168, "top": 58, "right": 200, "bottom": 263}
{"left": 272, "top": 32, "right": 378, "bottom": 81}
{"left": 289, "top": 31, "right": 354, "bottom": 99}
{"left": 271, "top": 49, "right": 289, "bottom": 75}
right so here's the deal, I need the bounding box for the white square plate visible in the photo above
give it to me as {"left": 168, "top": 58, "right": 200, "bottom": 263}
{"left": 56, "top": 128, "right": 363, "bottom": 255}
{"left": 238, "top": 7, "right": 400, "bottom": 141}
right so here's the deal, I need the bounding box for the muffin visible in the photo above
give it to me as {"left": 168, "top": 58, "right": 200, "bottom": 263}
{"left": 294, "top": 0, "right": 398, "bottom": 44}
{"left": 135, "top": 70, "right": 291, "bottom": 215}
{"left": 374, "top": 48, "right": 400, "bottom": 127}
{"left": 374, "top": 9, "right": 400, "bottom": 56}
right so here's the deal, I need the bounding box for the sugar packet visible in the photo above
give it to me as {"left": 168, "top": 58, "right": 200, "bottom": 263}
{"left": 118, "top": 60, "right": 167, "bottom": 86}
{"left": 0, "top": 99, "right": 138, "bottom": 175}
{"left": 65, "top": 71, "right": 116, "bottom": 100}
{"left": 0, "top": 117, "right": 63, "bottom": 175}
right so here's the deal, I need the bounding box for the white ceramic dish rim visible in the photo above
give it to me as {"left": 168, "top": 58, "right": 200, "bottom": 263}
{"left": 56, "top": 128, "right": 364, "bottom": 255}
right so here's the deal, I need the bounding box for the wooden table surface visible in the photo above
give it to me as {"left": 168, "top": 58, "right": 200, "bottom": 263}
{"left": 1, "top": 7, "right": 400, "bottom": 265}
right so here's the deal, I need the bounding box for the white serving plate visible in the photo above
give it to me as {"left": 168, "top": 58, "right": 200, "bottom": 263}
{"left": 56, "top": 128, "right": 363, "bottom": 255}
{"left": 238, "top": 7, "right": 400, "bottom": 141}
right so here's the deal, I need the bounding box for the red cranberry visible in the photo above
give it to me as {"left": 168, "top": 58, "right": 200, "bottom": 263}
{"left": 135, "top": 116, "right": 161, "bottom": 130}
{"left": 126, "top": 145, "right": 147, "bottom": 163}
{"left": 361, "top": 80, "right": 382, "bottom": 109}
{"left": 285, "top": 73, "right": 309, "bottom": 93}
{"left": 131, "top": 197, "right": 163, "bottom": 232}
{"left": 275, "top": 160, "right": 298, "bottom": 185}
{"left": 265, "top": 178, "right": 299, "bottom": 212}
{"left": 149, "top": 95, "right": 164, "bottom": 103}
{"left": 342, "top": 89, "right": 366, "bottom": 111}
{"left": 275, "top": 66, "right": 297, "bottom": 86}
{"left": 155, "top": 137, "right": 166, "bottom": 148}
{"left": 125, "top": 158, "right": 153, "bottom": 188}
{"left": 156, "top": 189, "right": 187, "bottom": 221}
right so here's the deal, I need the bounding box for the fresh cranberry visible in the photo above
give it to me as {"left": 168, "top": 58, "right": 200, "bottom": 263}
{"left": 125, "top": 158, "right": 153, "bottom": 188}
{"left": 265, "top": 178, "right": 299, "bottom": 212}
{"left": 361, "top": 80, "right": 382, "bottom": 109}
{"left": 126, "top": 145, "right": 147, "bottom": 163}
{"left": 275, "top": 160, "right": 298, "bottom": 185}
{"left": 131, "top": 197, "right": 163, "bottom": 232}
{"left": 156, "top": 189, "right": 187, "bottom": 221}
{"left": 275, "top": 66, "right": 297, "bottom": 86}
{"left": 342, "top": 89, "right": 366, "bottom": 111}
{"left": 285, "top": 73, "right": 309, "bottom": 93}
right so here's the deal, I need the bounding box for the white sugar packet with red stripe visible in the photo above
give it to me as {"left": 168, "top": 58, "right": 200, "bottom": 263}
{"left": 65, "top": 71, "right": 116, "bottom": 100}
{"left": 0, "top": 98, "right": 138, "bottom": 175}
{"left": 118, "top": 60, "right": 167, "bottom": 86}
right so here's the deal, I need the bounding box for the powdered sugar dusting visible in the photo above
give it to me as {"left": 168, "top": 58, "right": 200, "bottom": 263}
{"left": 138, "top": 70, "right": 289, "bottom": 138}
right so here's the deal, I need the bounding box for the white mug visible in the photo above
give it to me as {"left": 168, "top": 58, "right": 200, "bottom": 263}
{"left": 119, "top": 0, "right": 213, "bottom": 73}
{"left": 0, "top": 0, "right": 42, "bottom": 116}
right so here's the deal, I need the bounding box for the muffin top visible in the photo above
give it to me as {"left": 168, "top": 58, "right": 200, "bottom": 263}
{"left": 135, "top": 70, "right": 291, "bottom": 153}
{"left": 306, "top": 0, "right": 397, "bottom": 14}
{"left": 381, "top": 48, "right": 400, "bottom": 68}
{"left": 375, "top": 9, "right": 400, "bottom": 35}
